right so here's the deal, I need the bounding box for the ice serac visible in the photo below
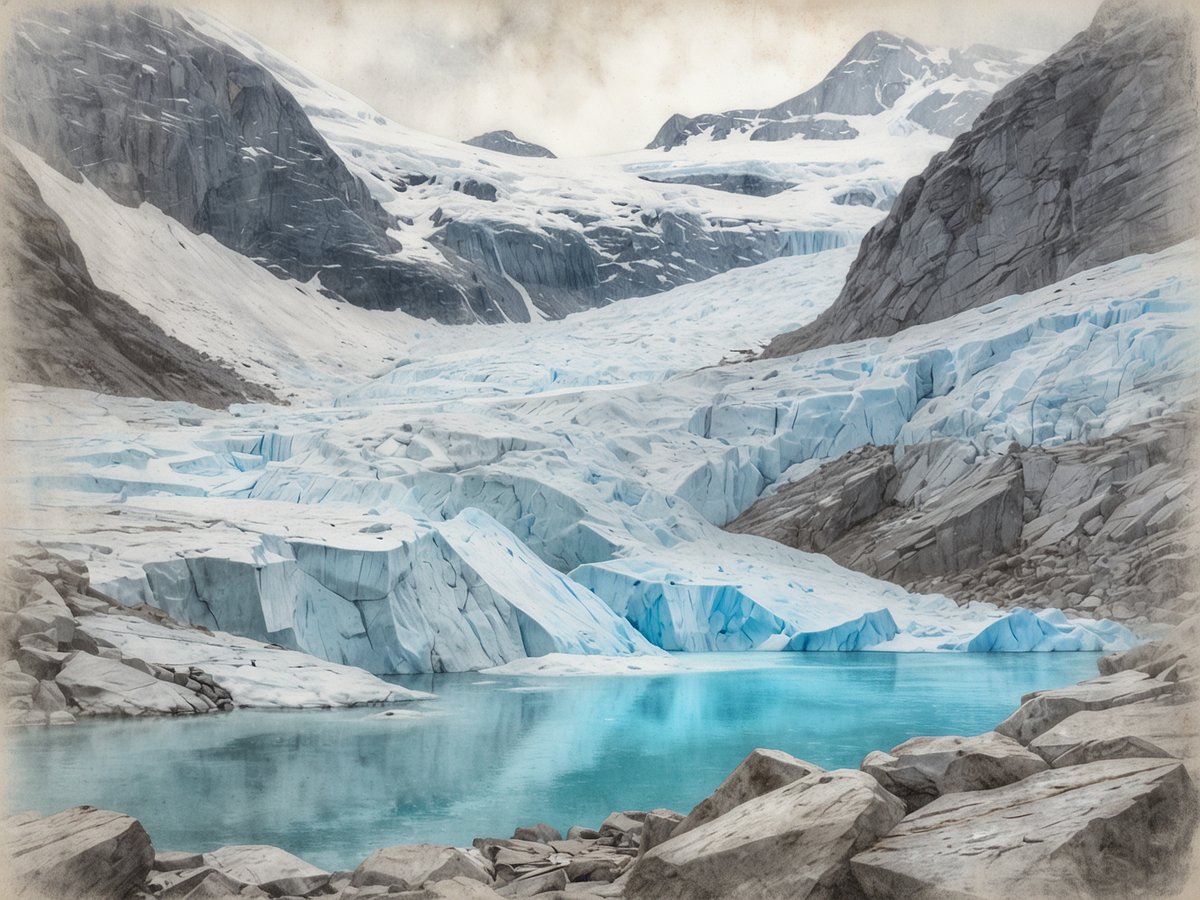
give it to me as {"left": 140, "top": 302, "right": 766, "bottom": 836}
{"left": 647, "top": 31, "right": 1033, "bottom": 149}
{"left": 86, "top": 505, "right": 659, "bottom": 675}
{"left": 2, "top": 5, "right": 523, "bottom": 323}
{"left": 766, "top": 0, "right": 1199, "bottom": 357}
{"left": 0, "top": 143, "right": 272, "bottom": 407}
{"left": 464, "top": 130, "right": 556, "bottom": 158}
{"left": 571, "top": 556, "right": 902, "bottom": 652}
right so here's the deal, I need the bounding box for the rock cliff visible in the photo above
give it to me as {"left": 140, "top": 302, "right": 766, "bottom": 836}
{"left": 727, "top": 415, "right": 1195, "bottom": 624}
{"left": 1, "top": 143, "right": 273, "bottom": 407}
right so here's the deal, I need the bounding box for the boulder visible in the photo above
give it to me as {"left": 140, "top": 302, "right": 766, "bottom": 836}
{"left": 154, "top": 850, "right": 207, "bottom": 871}
{"left": 850, "top": 758, "right": 1199, "bottom": 899}
{"left": 672, "top": 748, "right": 823, "bottom": 837}
{"left": 495, "top": 865, "right": 568, "bottom": 896}
{"left": 55, "top": 652, "right": 211, "bottom": 716}
{"left": 565, "top": 848, "right": 634, "bottom": 883}
{"left": 626, "top": 769, "right": 904, "bottom": 900}
{"left": 352, "top": 845, "right": 493, "bottom": 891}
{"left": 202, "top": 844, "right": 329, "bottom": 896}
{"left": 860, "top": 731, "right": 1048, "bottom": 811}
{"left": 511, "top": 824, "right": 562, "bottom": 844}
{"left": 148, "top": 865, "right": 246, "bottom": 899}
{"left": 1028, "top": 697, "right": 1194, "bottom": 765}
{"left": 995, "top": 669, "right": 1176, "bottom": 744}
{"left": 2, "top": 805, "right": 154, "bottom": 899}
{"left": 597, "top": 811, "right": 644, "bottom": 848}
{"left": 637, "top": 809, "right": 684, "bottom": 857}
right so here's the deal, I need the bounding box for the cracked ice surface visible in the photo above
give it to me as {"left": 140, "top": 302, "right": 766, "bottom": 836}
{"left": 10, "top": 242, "right": 1194, "bottom": 668}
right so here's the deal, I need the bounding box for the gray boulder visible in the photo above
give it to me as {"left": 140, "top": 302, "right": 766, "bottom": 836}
{"left": 850, "top": 758, "right": 1199, "bottom": 899}
{"left": 672, "top": 748, "right": 823, "bottom": 837}
{"left": 1028, "top": 696, "right": 1194, "bottom": 765}
{"left": 510, "top": 823, "right": 561, "bottom": 844}
{"left": 3, "top": 805, "right": 154, "bottom": 899}
{"left": 626, "top": 769, "right": 904, "bottom": 900}
{"left": 861, "top": 731, "right": 1048, "bottom": 811}
{"left": 352, "top": 845, "right": 493, "bottom": 891}
{"left": 55, "top": 652, "right": 212, "bottom": 716}
{"left": 202, "top": 844, "right": 329, "bottom": 896}
{"left": 637, "top": 809, "right": 684, "bottom": 857}
{"left": 995, "top": 669, "right": 1177, "bottom": 744}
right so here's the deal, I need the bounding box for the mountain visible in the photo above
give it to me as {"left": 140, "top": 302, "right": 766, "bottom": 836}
{"left": 2, "top": 6, "right": 885, "bottom": 326}
{"left": 648, "top": 31, "right": 1035, "bottom": 150}
{"left": 1, "top": 143, "right": 274, "bottom": 407}
{"left": 764, "top": 0, "right": 1199, "bottom": 357}
{"left": 464, "top": 129, "right": 556, "bottom": 158}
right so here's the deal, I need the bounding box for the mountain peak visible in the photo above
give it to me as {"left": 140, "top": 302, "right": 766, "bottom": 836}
{"left": 464, "top": 130, "right": 556, "bottom": 158}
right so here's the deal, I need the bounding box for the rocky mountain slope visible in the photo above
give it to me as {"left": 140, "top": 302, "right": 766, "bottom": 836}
{"left": 0, "top": 143, "right": 273, "bottom": 407}
{"left": 648, "top": 31, "right": 1034, "bottom": 150}
{"left": 464, "top": 129, "right": 556, "bottom": 158}
{"left": 727, "top": 414, "right": 1195, "bottom": 628}
{"left": 3, "top": 6, "right": 1027, "bottom": 328}
{"left": 765, "top": 0, "right": 1199, "bottom": 357}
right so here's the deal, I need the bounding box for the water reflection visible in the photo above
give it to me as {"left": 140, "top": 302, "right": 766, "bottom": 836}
{"left": 7, "top": 652, "right": 1099, "bottom": 870}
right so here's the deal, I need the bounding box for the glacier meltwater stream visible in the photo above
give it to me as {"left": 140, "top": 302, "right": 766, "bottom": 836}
{"left": 6, "top": 652, "right": 1100, "bottom": 870}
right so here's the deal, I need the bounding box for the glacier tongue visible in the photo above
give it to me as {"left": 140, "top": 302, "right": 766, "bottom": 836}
{"left": 11, "top": 240, "right": 1193, "bottom": 668}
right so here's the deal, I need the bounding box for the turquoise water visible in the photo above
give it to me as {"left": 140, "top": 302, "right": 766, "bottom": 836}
{"left": 6, "top": 652, "right": 1100, "bottom": 871}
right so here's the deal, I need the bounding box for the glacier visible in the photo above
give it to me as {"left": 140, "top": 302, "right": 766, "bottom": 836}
{"left": 10, "top": 230, "right": 1193, "bottom": 669}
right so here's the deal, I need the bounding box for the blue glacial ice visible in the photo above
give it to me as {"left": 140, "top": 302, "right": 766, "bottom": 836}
{"left": 10, "top": 239, "right": 1196, "bottom": 668}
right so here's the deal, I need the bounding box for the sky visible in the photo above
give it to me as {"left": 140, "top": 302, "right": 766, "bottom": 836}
{"left": 198, "top": 0, "right": 1099, "bottom": 156}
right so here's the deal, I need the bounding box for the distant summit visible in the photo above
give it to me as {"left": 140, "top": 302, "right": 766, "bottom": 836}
{"left": 648, "top": 30, "right": 1034, "bottom": 149}
{"left": 464, "top": 129, "right": 556, "bottom": 158}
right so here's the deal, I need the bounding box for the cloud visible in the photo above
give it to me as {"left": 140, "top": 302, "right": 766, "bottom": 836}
{"left": 197, "top": 0, "right": 1101, "bottom": 156}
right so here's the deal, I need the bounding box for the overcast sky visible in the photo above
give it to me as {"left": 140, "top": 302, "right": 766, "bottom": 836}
{"left": 197, "top": 0, "right": 1101, "bottom": 157}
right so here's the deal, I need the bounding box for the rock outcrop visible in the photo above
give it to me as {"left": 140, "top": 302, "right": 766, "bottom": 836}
{"left": 671, "top": 748, "right": 823, "bottom": 837}
{"left": 351, "top": 845, "right": 493, "bottom": 891}
{"left": 0, "top": 142, "right": 274, "bottom": 406}
{"left": 726, "top": 414, "right": 1195, "bottom": 624}
{"left": 995, "top": 669, "right": 1178, "bottom": 745}
{"left": 625, "top": 769, "right": 905, "bottom": 900}
{"left": 860, "top": 732, "right": 1048, "bottom": 812}
{"left": 647, "top": 32, "right": 1031, "bottom": 149}
{"left": 850, "top": 758, "right": 1199, "bottom": 899}
{"left": 463, "top": 130, "right": 556, "bottom": 158}
{"left": 765, "top": 0, "right": 1199, "bottom": 357}
{"left": 3, "top": 806, "right": 154, "bottom": 899}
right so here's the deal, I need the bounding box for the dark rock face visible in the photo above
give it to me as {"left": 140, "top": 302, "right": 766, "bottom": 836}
{"left": 766, "top": 0, "right": 1200, "bottom": 357}
{"left": 463, "top": 129, "right": 556, "bottom": 158}
{"left": 637, "top": 172, "right": 798, "bottom": 198}
{"left": 4, "top": 806, "right": 155, "bottom": 899}
{"left": 726, "top": 415, "right": 1195, "bottom": 623}
{"left": 0, "top": 143, "right": 274, "bottom": 407}
{"left": 2, "top": 5, "right": 521, "bottom": 323}
{"left": 647, "top": 32, "right": 1030, "bottom": 150}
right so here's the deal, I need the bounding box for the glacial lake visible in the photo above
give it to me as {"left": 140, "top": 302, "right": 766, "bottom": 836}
{"left": 6, "top": 652, "right": 1100, "bottom": 871}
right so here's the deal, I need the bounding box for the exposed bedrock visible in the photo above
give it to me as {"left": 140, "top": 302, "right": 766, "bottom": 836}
{"left": 727, "top": 414, "right": 1195, "bottom": 623}
{"left": 1, "top": 6, "right": 525, "bottom": 323}
{"left": 0, "top": 143, "right": 273, "bottom": 407}
{"left": 766, "top": 0, "right": 1200, "bottom": 357}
